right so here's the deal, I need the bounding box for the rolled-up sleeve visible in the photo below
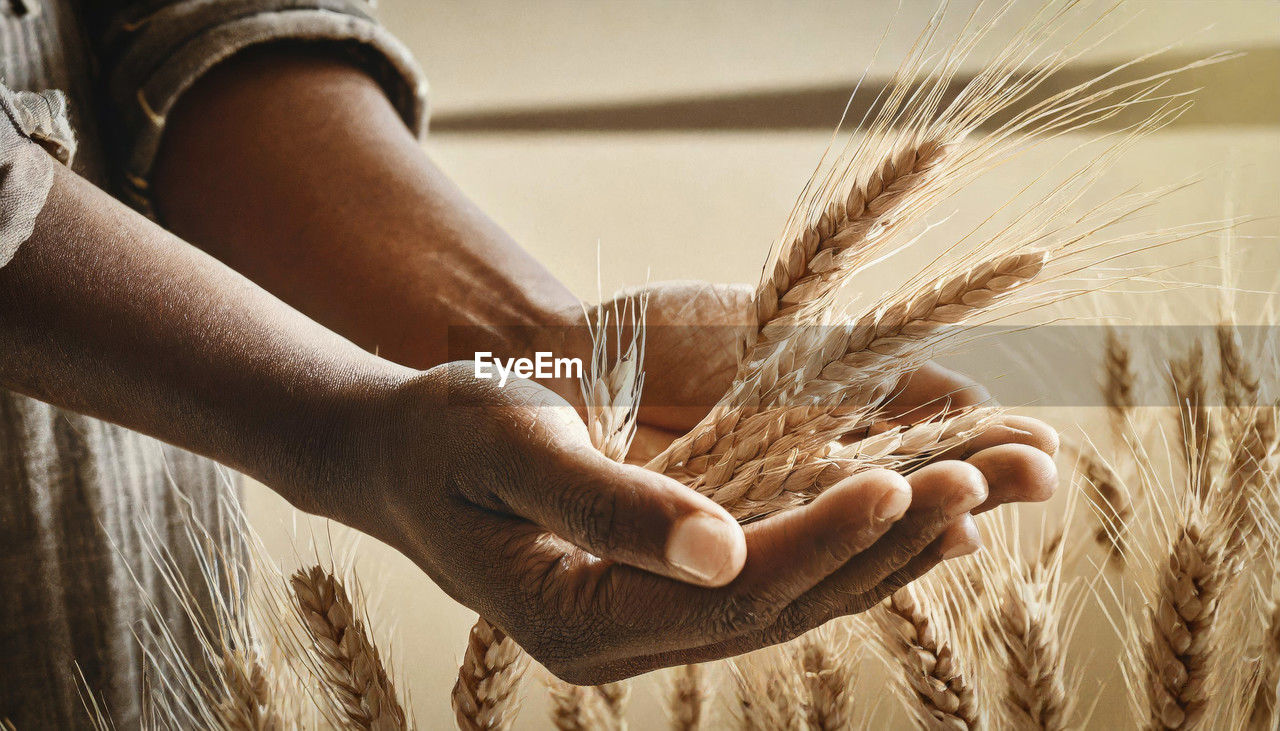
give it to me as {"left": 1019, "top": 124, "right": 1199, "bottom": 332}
{"left": 0, "top": 86, "right": 76, "bottom": 269}
{"left": 84, "top": 0, "right": 429, "bottom": 212}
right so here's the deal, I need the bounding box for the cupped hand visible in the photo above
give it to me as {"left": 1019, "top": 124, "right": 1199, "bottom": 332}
{"left": 327, "top": 360, "right": 1057, "bottom": 684}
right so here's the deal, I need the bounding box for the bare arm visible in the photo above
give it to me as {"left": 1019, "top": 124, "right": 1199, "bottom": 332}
{"left": 0, "top": 162, "right": 409, "bottom": 507}
{"left": 151, "top": 49, "right": 581, "bottom": 379}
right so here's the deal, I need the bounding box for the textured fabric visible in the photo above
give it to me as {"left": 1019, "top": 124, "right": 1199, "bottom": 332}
{"left": 0, "top": 87, "right": 65, "bottom": 268}
{"left": 0, "top": 0, "right": 427, "bottom": 727}
{"left": 85, "top": 0, "right": 429, "bottom": 212}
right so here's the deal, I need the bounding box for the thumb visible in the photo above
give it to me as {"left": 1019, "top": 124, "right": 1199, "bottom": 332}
{"left": 532, "top": 449, "right": 747, "bottom": 587}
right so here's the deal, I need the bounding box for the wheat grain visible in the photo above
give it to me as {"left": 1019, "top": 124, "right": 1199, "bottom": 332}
{"left": 874, "top": 586, "right": 981, "bottom": 729}
{"left": 290, "top": 566, "right": 407, "bottom": 730}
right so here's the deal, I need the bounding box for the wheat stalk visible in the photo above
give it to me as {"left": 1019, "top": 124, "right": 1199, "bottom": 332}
{"left": 874, "top": 585, "right": 981, "bottom": 729}
{"left": 290, "top": 566, "right": 407, "bottom": 730}
{"left": 664, "top": 664, "right": 708, "bottom": 731}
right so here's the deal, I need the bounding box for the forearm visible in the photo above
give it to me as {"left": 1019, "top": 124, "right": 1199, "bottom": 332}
{"left": 150, "top": 49, "right": 583, "bottom": 376}
{"left": 0, "top": 163, "right": 412, "bottom": 508}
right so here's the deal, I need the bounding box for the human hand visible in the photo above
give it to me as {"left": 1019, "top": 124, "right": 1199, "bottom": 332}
{"left": 316, "top": 362, "right": 1056, "bottom": 684}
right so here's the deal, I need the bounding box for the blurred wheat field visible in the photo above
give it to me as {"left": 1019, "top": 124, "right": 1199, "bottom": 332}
{"left": 241, "top": 1, "right": 1280, "bottom": 728}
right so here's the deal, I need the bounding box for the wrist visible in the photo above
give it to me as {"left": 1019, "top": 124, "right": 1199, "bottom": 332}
{"left": 272, "top": 354, "right": 418, "bottom": 522}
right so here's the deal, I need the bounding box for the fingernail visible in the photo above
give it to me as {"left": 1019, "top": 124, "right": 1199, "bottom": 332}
{"left": 947, "top": 476, "right": 989, "bottom": 515}
{"left": 873, "top": 485, "right": 912, "bottom": 523}
{"left": 667, "top": 513, "right": 740, "bottom": 585}
{"left": 941, "top": 515, "right": 983, "bottom": 560}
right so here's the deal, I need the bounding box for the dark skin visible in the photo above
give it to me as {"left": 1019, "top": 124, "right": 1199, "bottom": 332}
{"left": 0, "top": 49, "right": 1058, "bottom": 684}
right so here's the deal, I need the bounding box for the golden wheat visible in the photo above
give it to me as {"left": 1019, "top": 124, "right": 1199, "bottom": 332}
{"left": 797, "top": 631, "right": 856, "bottom": 731}
{"left": 452, "top": 620, "right": 527, "bottom": 731}
{"left": 290, "top": 566, "right": 407, "bottom": 730}
{"left": 665, "top": 664, "right": 709, "bottom": 731}
{"left": 874, "top": 586, "right": 981, "bottom": 729}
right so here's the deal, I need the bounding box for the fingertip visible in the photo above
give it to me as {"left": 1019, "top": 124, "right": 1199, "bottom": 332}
{"left": 1003, "top": 415, "right": 1061, "bottom": 456}
{"left": 820, "top": 468, "right": 912, "bottom": 525}
{"left": 968, "top": 443, "right": 1059, "bottom": 504}
{"left": 939, "top": 514, "right": 982, "bottom": 560}
{"left": 666, "top": 511, "right": 746, "bottom": 587}
{"left": 908, "top": 461, "right": 989, "bottom": 515}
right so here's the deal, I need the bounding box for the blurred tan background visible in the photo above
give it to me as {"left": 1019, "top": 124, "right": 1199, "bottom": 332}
{"left": 245, "top": 1, "right": 1280, "bottom": 728}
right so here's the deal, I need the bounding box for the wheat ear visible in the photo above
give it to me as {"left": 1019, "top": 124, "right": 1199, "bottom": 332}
{"left": 452, "top": 620, "right": 528, "bottom": 731}
{"left": 1170, "top": 341, "right": 1220, "bottom": 499}
{"left": 1075, "top": 446, "right": 1131, "bottom": 564}
{"left": 1216, "top": 322, "right": 1261, "bottom": 410}
{"left": 728, "top": 654, "right": 807, "bottom": 731}
{"left": 215, "top": 649, "right": 281, "bottom": 731}
{"left": 748, "top": 135, "right": 958, "bottom": 364}
{"left": 1106, "top": 327, "right": 1138, "bottom": 434}
{"left": 995, "top": 570, "right": 1072, "bottom": 731}
{"left": 1249, "top": 599, "right": 1280, "bottom": 729}
{"left": 290, "top": 566, "right": 407, "bottom": 730}
{"left": 1142, "top": 508, "right": 1231, "bottom": 730}
{"left": 549, "top": 682, "right": 612, "bottom": 731}
{"left": 664, "top": 664, "right": 708, "bottom": 731}
{"left": 798, "top": 631, "right": 855, "bottom": 731}
{"left": 650, "top": 252, "right": 1046, "bottom": 515}
{"left": 595, "top": 683, "right": 630, "bottom": 728}
{"left": 875, "top": 586, "right": 980, "bottom": 729}
{"left": 774, "top": 249, "right": 1049, "bottom": 410}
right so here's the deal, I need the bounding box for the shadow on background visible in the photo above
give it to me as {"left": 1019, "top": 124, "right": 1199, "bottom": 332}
{"left": 432, "top": 47, "right": 1279, "bottom": 134}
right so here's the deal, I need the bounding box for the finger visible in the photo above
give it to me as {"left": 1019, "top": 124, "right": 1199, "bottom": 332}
{"left": 527, "top": 451, "right": 748, "bottom": 587}
{"left": 966, "top": 442, "right": 1059, "bottom": 514}
{"left": 928, "top": 414, "right": 1060, "bottom": 462}
{"left": 585, "top": 520, "right": 974, "bottom": 681}
{"left": 727, "top": 462, "right": 985, "bottom": 640}
{"left": 882, "top": 362, "right": 993, "bottom": 423}
{"left": 520, "top": 467, "right": 913, "bottom": 667}
{"left": 726, "top": 468, "right": 912, "bottom": 599}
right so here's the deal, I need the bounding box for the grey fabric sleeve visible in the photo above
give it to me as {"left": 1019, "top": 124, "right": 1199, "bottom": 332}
{"left": 90, "top": 0, "right": 429, "bottom": 213}
{"left": 0, "top": 86, "right": 77, "bottom": 269}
